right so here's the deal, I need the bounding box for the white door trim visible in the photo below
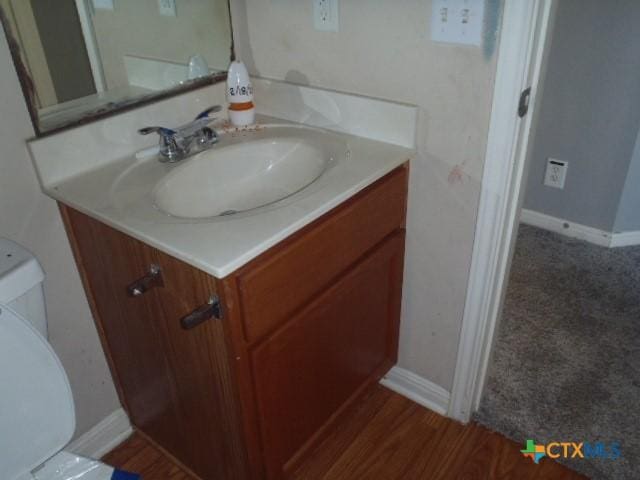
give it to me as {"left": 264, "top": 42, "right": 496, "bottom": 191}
{"left": 75, "top": 0, "right": 106, "bottom": 93}
{"left": 448, "top": 0, "right": 555, "bottom": 422}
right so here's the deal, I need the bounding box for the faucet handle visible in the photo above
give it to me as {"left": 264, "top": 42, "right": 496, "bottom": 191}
{"left": 138, "top": 126, "right": 182, "bottom": 162}
{"left": 195, "top": 105, "right": 222, "bottom": 120}
{"left": 190, "top": 107, "right": 222, "bottom": 148}
{"left": 176, "top": 106, "right": 222, "bottom": 137}
{"left": 138, "top": 126, "right": 177, "bottom": 137}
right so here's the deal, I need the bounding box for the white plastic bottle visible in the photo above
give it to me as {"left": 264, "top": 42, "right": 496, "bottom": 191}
{"left": 227, "top": 60, "right": 255, "bottom": 126}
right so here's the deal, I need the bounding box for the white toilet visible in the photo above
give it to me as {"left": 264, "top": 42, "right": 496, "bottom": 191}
{"left": 0, "top": 238, "right": 126, "bottom": 480}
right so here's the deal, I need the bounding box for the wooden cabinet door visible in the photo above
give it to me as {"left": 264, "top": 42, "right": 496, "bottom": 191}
{"left": 249, "top": 232, "right": 405, "bottom": 478}
{"left": 138, "top": 246, "right": 249, "bottom": 479}
{"left": 61, "top": 208, "right": 183, "bottom": 449}
{"left": 61, "top": 207, "right": 249, "bottom": 480}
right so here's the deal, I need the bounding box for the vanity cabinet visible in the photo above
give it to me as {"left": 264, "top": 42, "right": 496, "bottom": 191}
{"left": 61, "top": 164, "right": 408, "bottom": 480}
{"left": 61, "top": 206, "right": 249, "bottom": 479}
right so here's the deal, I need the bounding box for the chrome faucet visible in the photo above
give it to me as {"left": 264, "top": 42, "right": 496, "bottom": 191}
{"left": 139, "top": 106, "right": 222, "bottom": 162}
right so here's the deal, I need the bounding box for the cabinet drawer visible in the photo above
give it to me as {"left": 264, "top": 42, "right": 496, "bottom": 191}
{"left": 235, "top": 165, "right": 408, "bottom": 343}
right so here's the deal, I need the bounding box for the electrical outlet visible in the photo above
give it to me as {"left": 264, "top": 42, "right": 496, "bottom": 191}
{"left": 431, "top": 0, "right": 484, "bottom": 46}
{"left": 93, "top": 0, "right": 114, "bottom": 11}
{"left": 313, "top": 0, "right": 339, "bottom": 32}
{"left": 544, "top": 158, "right": 568, "bottom": 189}
{"left": 158, "top": 0, "right": 177, "bottom": 17}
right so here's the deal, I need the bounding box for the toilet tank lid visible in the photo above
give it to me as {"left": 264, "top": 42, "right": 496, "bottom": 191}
{"left": 0, "top": 238, "right": 45, "bottom": 303}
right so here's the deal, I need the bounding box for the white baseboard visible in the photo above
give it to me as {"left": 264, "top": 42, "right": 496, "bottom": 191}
{"left": 66, "top": 408, "right": 132, "bottom": 459}
{"left": 610, "top": 230, "right": 640, "bottom": 248}
{"left": 380, "top": 367, "right": 450, "bottom": 416}
{"left": 520, "top": 209, "right": 612, "bottom": 246}
{"left": 521, "top": 209, "right": 640, "bottom": 248}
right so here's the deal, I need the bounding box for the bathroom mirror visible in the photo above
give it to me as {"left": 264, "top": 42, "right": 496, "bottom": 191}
{"left": 0, "top": 0, "right": 233, "bottom": 135}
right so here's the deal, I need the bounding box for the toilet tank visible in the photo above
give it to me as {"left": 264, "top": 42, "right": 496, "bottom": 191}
{"left": 0, "top": 238, "right": 47, "bottom": 337}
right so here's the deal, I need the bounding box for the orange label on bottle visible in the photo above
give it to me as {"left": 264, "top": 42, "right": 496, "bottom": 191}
{"left": 229, "top": 101, "right": 255, "bottom": 111}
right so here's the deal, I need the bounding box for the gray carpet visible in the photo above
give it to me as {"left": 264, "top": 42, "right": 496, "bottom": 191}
{"left": 475, "top": 224, "right": 640, "bottom": 480}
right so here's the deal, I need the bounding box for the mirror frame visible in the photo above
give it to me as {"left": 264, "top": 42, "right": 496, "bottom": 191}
{"left": 0, "top": 1, "right": 234, "bottom": 137}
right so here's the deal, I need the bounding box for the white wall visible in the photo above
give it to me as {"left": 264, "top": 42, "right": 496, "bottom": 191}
{"left": 231, "top": 0, "right": 501, "bottom": 390}
{"left": 0, "top": 29, "right": 120, "bottom": 438}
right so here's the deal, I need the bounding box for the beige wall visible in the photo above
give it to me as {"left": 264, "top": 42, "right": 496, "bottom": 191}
{"left": 0, "top": 29, "right": 120, "bottom": 438}
{"left": 0, "top": 0, "right": 499, "bottom": 440}
{"left": 232, "top": 0, "right": 500, "bottom": 390}
{"left": 92, "top": 0, "right": 232, "bottom": 89}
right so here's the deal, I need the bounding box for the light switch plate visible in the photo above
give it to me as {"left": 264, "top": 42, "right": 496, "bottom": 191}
{"left": 158, "top": 0, "right": 177, "bottom": 17}
{"left": 313, "top": 0, "right": 339, "bottom": 32}
{"left": 544, "top": 158, "right": 568, "bottom": 189}
{"left": 431, "top": 0, "right": 485, "bottom": 46}
{"left": 93, "top": 0, "right": 114, "bottom": 11}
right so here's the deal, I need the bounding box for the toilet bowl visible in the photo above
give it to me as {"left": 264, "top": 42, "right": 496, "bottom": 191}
{"left": 0, "top": 238, "right": 127, "bottom": 480}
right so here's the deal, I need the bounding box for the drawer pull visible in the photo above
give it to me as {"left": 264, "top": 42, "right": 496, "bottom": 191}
{"left": 127, "top": 264, "right": 163, "bottom": 297}
{"left": 180, "top": 295, "right": 222, "bottom": 330}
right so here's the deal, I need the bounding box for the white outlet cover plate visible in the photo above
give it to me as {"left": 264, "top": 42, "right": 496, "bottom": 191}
{"left": 158, "top": 0, "right": 177, "bottom": 17}
{"left": 544, "top": 158, "right": 569, "bottom": 189}
{"left": 93, "top": 0, "right": 114, "bottom": 11}
{"left": 431, "top": 0, "right": 485, "bottom": 46}
{"left": 313, "top": 0, "right": 339, "bottom": 32}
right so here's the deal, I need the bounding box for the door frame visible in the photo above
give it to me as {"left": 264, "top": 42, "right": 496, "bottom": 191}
{"left": 448, "top": 0, "right": 556, "bottom": 422}
{"left": 1, "top": 0, "right": 57, "bottom": 107}
{"left": 75, "top": 0, "right": 106, "bottom": 93}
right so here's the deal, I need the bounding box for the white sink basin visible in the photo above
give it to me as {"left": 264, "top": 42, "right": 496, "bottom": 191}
{"left": 107, "top": 124, "right": 346, "bottom": 221}
{"left": 153, "top": 135, "right": 330, "bottom": 219}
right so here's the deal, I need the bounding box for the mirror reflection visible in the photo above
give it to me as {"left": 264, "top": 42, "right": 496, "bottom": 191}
{"left": 0, "top": 0, "right": 232, "bottom": 134}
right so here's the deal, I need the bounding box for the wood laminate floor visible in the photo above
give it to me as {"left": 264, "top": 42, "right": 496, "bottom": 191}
{"left": 103, "top": 386, "right": 585, "bottom": 479}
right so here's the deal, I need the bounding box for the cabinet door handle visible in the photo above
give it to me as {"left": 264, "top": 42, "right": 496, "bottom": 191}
{"left": 127, "top": 264, "right": 164, "bottom": 297}
{"left": 180, "top": 295, "right": 222, "bottom": 330}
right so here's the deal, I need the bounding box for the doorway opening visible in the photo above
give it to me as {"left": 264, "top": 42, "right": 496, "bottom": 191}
{"left": 468, "top": 1, "right": 640, "bottom": 478}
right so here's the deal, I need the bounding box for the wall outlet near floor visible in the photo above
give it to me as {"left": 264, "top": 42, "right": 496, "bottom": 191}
{"left": 431, "top": 0, "right": 485, "bottom": 46}
{"left": 313, "top": 0, "right": 339, "bottom": 32}
{"left": 544, "top": 158, "right": 568, "bottom": 189}
{"left": 158, "top": 0, "right": 177, "bottom": 17}
{"left": 92, "top": 0, "right": 114, "bottom": 11}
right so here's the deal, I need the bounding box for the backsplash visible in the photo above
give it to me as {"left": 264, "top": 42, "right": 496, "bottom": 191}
{"left": 252, "top": 77, "right": 417, "bottom": 148}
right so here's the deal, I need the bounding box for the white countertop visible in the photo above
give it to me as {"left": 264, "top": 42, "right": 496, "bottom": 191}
{"left": 44, "top": 118, "right": 414, "bottom": 278}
